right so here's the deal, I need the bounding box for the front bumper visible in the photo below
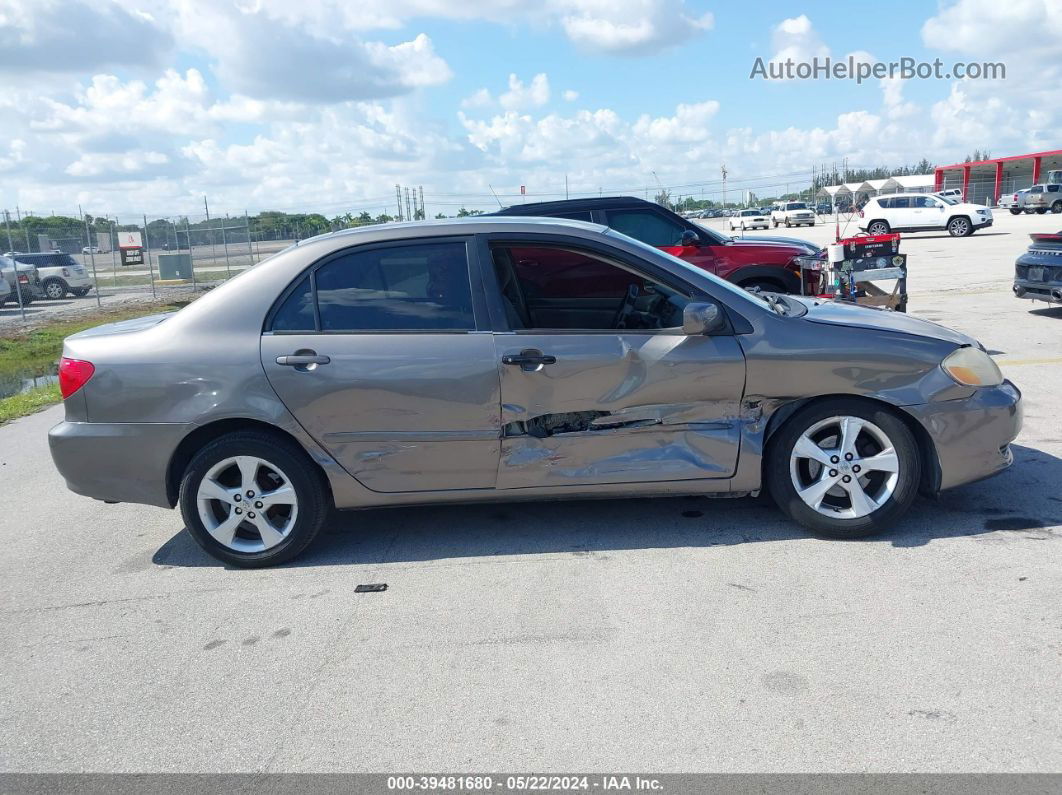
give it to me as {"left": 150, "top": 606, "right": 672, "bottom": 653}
{"left": 974, "top": 216, "right": 993, "bottom": 228}
{"left": 903, "top": 380, "right": 1022, "bottom": 491}
{"left": 49, "top": 420, "right": 193, "bottom": 508}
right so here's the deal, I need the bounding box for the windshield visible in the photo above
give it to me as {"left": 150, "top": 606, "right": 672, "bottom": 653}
{"left": 787, "top": 202, "right": 807, "bottom": 210}
{"left": 937, "top": 194, "right": 959, "bottom": 204}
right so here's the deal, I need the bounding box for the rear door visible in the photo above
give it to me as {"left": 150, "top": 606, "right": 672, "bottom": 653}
{"left": 480, "top": 236, "right": 746, "bottom": 490}
{"left": 261, "top": 237, "right": 501, "bottom": 493}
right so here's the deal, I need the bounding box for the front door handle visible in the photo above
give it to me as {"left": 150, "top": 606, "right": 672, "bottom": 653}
{"left": 276, "top": 353, "right": 331, "bottom": 367}
{"left": 502, "top": 349, "right": 556, "bottom": 371}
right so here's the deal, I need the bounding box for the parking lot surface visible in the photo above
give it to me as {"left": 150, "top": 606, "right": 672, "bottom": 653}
{"left": 0, "top": 212, "right": 1060, "bottom": 772}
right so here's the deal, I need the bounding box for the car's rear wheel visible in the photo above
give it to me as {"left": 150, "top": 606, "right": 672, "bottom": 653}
{"left": 43, "top": 278, "right": 68, "bottom": 300}
{"left": 1052, "top": 200, "right": 1062, "bottom": 214}
{"left": 1035, "top": 208, "right": 1047, "bottom": 214}
{"left": 1009, "top": 208, "right": 1022, "bottom": 215}
{"left": 767, "top": 400, "right": 920, "bottom": 538}
{"left": 867, "top": 220, "right": 890, "bottom": 235}
{"left": 947, "top": 216, "right": 972, "bottom": 237}
{"left": 179, "top": 430, "right": 331, "bottom": 567}
{"left": 71, "top": 287, "right": 91, "bottom": 297}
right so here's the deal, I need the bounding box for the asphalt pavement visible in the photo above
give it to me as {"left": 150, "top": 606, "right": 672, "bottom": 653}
{"left": 0, "top": 211, "right": 1059, "bottom": 772}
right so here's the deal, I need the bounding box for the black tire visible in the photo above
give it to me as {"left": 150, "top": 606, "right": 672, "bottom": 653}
{"left": 766, "top": 398, "right": 921, "bottom": 539}
{"left": 1009, "top": 208, "right": 1022, "bottom": 215}
{"left": 1035, "top": 208, "right": 1047, "bottom": 215}
{"left": 179, "top": 430, "right": 331, "bottom": 567}
{"left": 1052, "top": 201, "right": 1062, "bottom": 214}
{"left": 42, "top": 278, "right": 68, "bottom": 300}
{"left": 15, "top": 287, "right": 34, "bottom": 306}
{"left": 867, "top": 220, "right": 890, "bottom": 235}
{"left": 947, "top": 216, "right": 973, "bottom": 237}
{"left": 71, "top": 287, "right": 91, "bottom": 297}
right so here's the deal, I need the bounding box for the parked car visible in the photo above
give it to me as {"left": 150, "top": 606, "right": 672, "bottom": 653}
{"left": 0, "top": 270, "right": 10, "bottom": 308}
{"left": 10, "top": 252, "right": 94, "bottom": 299}
{"left": 815, "top": 202, "right": 833, "bottom": 216}
{"left": 771, "top": 202, "right": 816, "bottom": 228}
{"left": 858, "top": 193, "right": 993, "bottom": 237}
{"left": 82, "top": 246, "right": 101, "bottom": 254}
{"left": 935, "top": 189, "right": 963, "bottom": 201}
{"left": 0, "top": 255, "right": 44, "bottom": 305}
{"left": 1023, "top": 184, "right": 1062, "bottom": 215}
{"left": 1013, "top": 231, "right": 1062, "bottom": 306}
{"left": 999, "top": 189, "right": 1030, "bottom": 215}
{"left": 729, "top": 209, "right": 770, "bottom": 231}
{"left": 48, "top": 217, "right": 1022, "bottom": 567}
{"left": 493, "top": 196, "right": 818, "bottom": 294}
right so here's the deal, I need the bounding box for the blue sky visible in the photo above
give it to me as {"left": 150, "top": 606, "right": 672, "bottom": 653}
{"left": 0, "top": 0, "right": 1057, "bottom": 217}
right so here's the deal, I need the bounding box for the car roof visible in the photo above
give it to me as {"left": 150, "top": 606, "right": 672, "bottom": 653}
{"left": 295, "top": 215, "right": 611, "bottom": 250}
{"left": 491, "top": 196, "right": 656, "bottom": 215}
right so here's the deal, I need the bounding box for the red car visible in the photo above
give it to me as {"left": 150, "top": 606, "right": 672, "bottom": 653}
{"left": 494, "top": 196, "right": 821, "bottom": 294}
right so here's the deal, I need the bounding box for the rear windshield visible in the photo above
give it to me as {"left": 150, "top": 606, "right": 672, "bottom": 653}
{"left": 786, "top": 202, "right": 807, "bottom": 210}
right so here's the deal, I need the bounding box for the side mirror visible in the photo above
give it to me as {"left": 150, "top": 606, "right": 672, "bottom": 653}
{"left": 682, "top": 302, "right": 725, "bottom": 335}
{"left": 679, "top": 231, "right": 702, "bottom": 247}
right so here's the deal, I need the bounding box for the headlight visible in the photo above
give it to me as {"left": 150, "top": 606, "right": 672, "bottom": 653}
{"left": 941, "top": 347, "right": 1002, "bottom": 387}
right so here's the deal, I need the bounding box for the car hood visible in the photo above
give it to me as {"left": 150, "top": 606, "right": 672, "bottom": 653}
{"left": 954, "top": 202, "right": 990, "bottom": 212}
{"left": 796, "top": 299, "right": 975, "bottom": 347}
{"left": 729, "top": 234, "right": 820, "bottom": 255}
{"left": 68, "top": 312, "right": 174, "bottom": 339}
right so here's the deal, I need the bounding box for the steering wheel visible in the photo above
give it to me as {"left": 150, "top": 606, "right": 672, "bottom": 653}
{"left": 613, "top": 284, "right": 640, "bottom": 330}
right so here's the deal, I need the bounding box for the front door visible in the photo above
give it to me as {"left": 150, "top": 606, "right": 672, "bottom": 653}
{"left": 484, "top": 239, "right": 746, "bottom": 491}
{"left": 261, "top": 238, "right": 501, "bottom": 493}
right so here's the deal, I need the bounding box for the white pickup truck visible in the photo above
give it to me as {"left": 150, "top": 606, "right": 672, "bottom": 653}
{"left": 771, "top": 201, "right": 816, "bottom": 228}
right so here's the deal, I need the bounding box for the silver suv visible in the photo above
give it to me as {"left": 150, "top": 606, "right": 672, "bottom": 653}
{"left": 0, "top": 255, "right": 44, "bottom": 306}
{"left": 1023, "top": 184, "right": 1062, "bottom": 215}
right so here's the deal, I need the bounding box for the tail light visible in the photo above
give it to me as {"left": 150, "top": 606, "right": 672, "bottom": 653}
{"left": 58, "top": 357, "right": 95, "bottom": 399}
{"left": 17, "top": 274, "right": 28, "bottom": 284}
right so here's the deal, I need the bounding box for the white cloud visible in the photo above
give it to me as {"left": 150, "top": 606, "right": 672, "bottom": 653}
{"left": 921, "top": 0, "right": 1061, "bottom": 57}
{"left": 563, "top": 89, "right": 580, "bottom": 101}
{"left": 499, "top": 73, "right": 551, "bottom": 110}
{"left": 770, "top": 15, "right": 828, "bottom": 65}
{"left": 558, "top": 0, "right": 714, "bottom": 55}
{"left": 461, "top": 88, "right": 493, "bottom": 109}
{"left": 0, "top": 0, "right": 173, "bottom": 73}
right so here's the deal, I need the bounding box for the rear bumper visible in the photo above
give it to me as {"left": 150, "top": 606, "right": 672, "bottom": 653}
{"left": 1013, "top": 280, "right": 1062, "bottom": 303}
{"left": 904, "top": 380, "right": 1022, "bottom": 491}
{"left": 49, "top": 420, "right": 192, "bottom": 508}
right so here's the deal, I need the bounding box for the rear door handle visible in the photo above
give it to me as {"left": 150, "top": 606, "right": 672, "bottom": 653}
{"left": 276, "top": 354, "right": 330, "bottom": 366}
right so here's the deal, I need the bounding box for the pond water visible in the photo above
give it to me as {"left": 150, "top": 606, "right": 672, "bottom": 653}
{"left": 0, "top": 363, "right": 59, "bottom": 400}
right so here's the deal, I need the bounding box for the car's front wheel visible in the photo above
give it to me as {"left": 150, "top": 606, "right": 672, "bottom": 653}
{"left": 947, "top": 216, "right": 972, "bottom": 236}
{"left": 767, "top": 400, "right": 920, "bottom": 538}
{"left": 866, "top": 220, "right": 890, "bottom": 235}
{"left": 179, "top": 430, "right": 331, "bottom": 567}
{"left": 1052, "top": 200, "right": 1062, "bottom": 214}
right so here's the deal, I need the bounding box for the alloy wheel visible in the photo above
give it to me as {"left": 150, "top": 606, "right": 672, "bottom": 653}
{"left": 789, "top": 416, "right": 900, "bottom": 519}
{"left": 868, "top": 222, "right": 889, "bottom": 235}
{"left": 949, "top": 218, "right": 969, "bottom": 236}
{"left": 45, "top": 281, "right": 65, "bottom": 299}
{"left": 196, "top": 455, "right": 299, "bottom": 552}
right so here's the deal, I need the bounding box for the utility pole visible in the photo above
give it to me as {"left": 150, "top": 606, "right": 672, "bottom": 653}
{"left": 565, "top": 174, "right": 569, "bottom": 200}
{"left": 395, "top": 184, "right": 403, "bottom": 221}
{"left": 418, "top": 186, "right": 425, "bottom": 221}
{"left": 83, "top": 212, "right": 102, "bottom": 307}
{"left": 4, "top": 211, "right": 24, "bottom": 320}
{"left": 404, "top": 188, "right": 413, "bottom": 222}
{"left": 721, "top": 164, "right": 728, "bottom": 208}
{"left": 204, "top": 195, "right": 217, "bottom": 265}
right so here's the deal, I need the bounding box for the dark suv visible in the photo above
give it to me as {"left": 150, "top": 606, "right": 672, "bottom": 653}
{"left": 493, "top": 197, "right": 819, "bottom": 294}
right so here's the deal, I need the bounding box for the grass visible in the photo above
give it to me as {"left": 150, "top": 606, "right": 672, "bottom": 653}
{"left": 0, "top": 383, "right": 62, "bottom": 424}
{"left": 0, "top": 300, "right": 192, "bottom": 425}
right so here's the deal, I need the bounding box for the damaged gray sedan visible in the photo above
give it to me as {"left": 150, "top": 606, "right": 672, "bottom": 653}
{"left": 49, "top": 217, "right": 1022, "bottom": 567}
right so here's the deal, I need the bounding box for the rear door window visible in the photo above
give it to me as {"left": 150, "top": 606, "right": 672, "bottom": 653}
{"left": 606, "top": 210, "right": 687, "bottom": 247}
{"left": 315, "top": 241, "right": 475, "bottom": 332}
